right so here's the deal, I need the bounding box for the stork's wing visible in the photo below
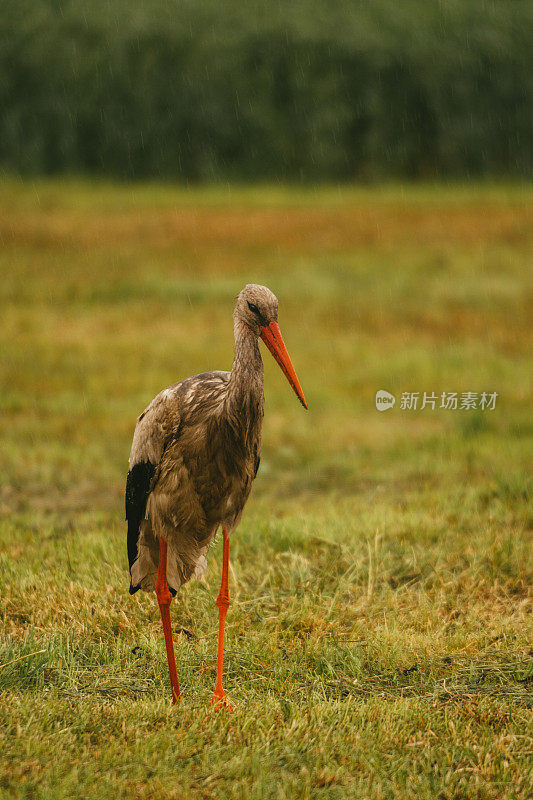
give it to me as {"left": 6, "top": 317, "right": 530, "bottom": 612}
{"left": 125, "top": 388, "right": 181, "bottom": 592}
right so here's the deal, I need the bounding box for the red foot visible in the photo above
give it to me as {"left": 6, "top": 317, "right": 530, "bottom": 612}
{"left": 171, "top": 688, "right": 181, "bottom": 705}
{"left": 210, "top": 689, "right": 232, "bottom": 710}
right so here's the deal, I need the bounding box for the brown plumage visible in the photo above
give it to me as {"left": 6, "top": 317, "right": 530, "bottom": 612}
{"left": 125, "top": 283, "right": 306, "bottom": 706}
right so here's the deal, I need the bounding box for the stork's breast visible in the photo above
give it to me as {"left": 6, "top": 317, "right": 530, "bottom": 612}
{"left": 220, "top": 466, "right": 254, "bottom": 525}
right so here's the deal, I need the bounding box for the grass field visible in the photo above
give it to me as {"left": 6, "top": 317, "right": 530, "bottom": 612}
{"left": 0, "top": 179, "right": 531, "bottom": 799}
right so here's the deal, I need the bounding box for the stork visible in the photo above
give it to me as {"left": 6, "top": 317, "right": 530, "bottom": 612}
{"left": 125, "top": 284, "right": 307, "bottom": 707}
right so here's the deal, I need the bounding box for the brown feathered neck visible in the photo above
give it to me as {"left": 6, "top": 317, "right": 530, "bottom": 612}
{"left": 225, "top": 319, "right": 264, "bottom": 415}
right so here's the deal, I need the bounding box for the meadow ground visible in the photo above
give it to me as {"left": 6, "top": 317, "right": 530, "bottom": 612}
{"left": 0, "top": 179, "right": 531, "bottom": 799}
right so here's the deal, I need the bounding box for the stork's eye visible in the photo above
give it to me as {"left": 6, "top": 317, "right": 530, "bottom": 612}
{"left": 247, "top": 302, "right": 260, "bottom": 315}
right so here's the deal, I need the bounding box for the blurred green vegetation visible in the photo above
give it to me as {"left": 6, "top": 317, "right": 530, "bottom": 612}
{"left": 1, "top": 0, "right": 532, "bottom": 180}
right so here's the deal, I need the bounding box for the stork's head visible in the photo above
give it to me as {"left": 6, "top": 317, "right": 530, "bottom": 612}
{"left": 235, "top": 284, "right": 307, "bottom": 409}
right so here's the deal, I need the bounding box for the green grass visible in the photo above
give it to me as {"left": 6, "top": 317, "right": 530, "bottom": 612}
{"left": 0, "top": 179, "right": 531, "bottom": 799}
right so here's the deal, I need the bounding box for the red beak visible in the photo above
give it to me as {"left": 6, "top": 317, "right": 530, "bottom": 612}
{"left": 260, "top": 320, "right": 307, "bottom": 409}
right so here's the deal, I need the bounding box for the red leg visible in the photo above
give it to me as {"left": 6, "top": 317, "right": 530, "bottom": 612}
{"left": 155, "top": 538, "right": 180, "bottom": 704}
{"left": 211, "top": 527, "right": 231, "bottom": 708}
